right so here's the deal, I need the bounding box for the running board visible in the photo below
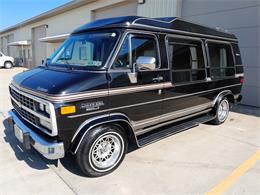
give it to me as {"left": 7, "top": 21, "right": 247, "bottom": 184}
{"left": 137, "top": 114, "right": 215, "bottom": 147}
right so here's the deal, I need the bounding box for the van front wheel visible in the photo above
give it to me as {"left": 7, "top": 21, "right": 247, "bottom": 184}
{"left": 211, "top": 98, "right": 230, "bottom": 125}
{"left": 76, "top": 124, "right": 127, "bottom": 177}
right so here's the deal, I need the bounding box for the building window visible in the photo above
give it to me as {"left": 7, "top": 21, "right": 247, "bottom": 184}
{"left": 28, "top": 49, "right": 31, "bottom": 59}
{"left": 167, "top": 37, "right": 206, "bottom": 84}
{"left": 113, "top": 34, "right": 159, "bottom": 70}
{"left": 208, "top": 42, "right": 235, "bottom": 79}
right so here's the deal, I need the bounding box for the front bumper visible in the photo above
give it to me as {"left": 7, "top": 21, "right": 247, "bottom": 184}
{"left": 8, "top": 110, "right": 64, "bottom": 160}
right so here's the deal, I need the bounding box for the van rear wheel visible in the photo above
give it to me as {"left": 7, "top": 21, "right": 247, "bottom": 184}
{"left": 211, "top": 98, "right": 230, "bottom": 125}
{"left": 76, "top": 124, "right": 127, "bottom": 177}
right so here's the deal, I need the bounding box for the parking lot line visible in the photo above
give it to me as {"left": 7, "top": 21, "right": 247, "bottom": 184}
{"left": 206, "top": 150, "right": 260, "bottom": 195}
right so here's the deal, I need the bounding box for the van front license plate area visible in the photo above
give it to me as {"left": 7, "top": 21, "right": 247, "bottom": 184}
{"left": 14, "top": 125, "right": 24, "bottom": 143}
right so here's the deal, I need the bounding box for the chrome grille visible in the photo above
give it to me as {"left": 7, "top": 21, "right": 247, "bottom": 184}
{"left": 12, "top": 99, "right": 38, "bottom": 125}
{"left": 10, "top": 87, "right": 35, "bottom": 110}
{"left": 9, "top": 86, "right": 53, "bottom": 134}
{"left": 10, "top": 87, "right": 39, "bottom": 126}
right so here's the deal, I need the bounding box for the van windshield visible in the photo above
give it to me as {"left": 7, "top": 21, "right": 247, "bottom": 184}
{"left": 48, "top": 30, "right": 120, "bottom": 70}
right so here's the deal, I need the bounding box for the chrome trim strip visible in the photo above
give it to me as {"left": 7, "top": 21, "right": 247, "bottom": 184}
{"left": 132, "top": 17, "right": 234, "bottom": 36}
{"left": 72, "top": 118, "right": 137, "bottom": 154}
{"left": 67, "top": 97, "right": 166, "bottom": 118}
{"left": 10, "top": 82, "right": 241, "bottom": 105}
{"left": 11, "top": 81, "right": 167, "bottom": 103}
{"left": 68, "top": 84, "right": 241, "bottom": 118}
{"left": 175, "top": 18, "right": 234, "bottom": 35}
{"left": 9, "top": 110, "right": 64, "bottom": 160}
{"left": 109, "top": 83, "right": 166, "bottom": 95}
{"left": 212, "top": 90, "right": 232, "bottom": 105}
{"left": 71, "top": 113, "right": 132, "bottom": 143}
{"left": 71, "top": 114, "right": 109, "bottom": 142}
{"left": 132, "top": 17, "right": 178, "bottom": 24}
{"left": 163, "top": 84, "right": 241, "bottom": 102}
{"left": 136, "top": 108, "right": 212, "bottom": 136}
{"left": 133, "top": 102, "right": 212, "bottom": 130}
{"left": 131, "top": 23, "right": 238, "bottom": 42}
{"left": 10, "top": 83, "right": 58, "bottom": 136}
{"left": 235, "top": 73, "right": 244, "bottom": 77}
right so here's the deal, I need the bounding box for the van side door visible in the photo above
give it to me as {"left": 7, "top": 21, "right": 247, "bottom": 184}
{"left": 108, "top": 32, "right": 167, "bottom": 132}
{"left": 162, "top": 36, "right": 212, "bottom": 121}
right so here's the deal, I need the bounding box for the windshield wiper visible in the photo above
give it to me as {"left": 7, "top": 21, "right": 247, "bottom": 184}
{"left": 60, "top": 58, "right": 74, "bottom": 70}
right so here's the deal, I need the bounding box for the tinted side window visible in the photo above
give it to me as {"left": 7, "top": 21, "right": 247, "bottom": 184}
{"left": 113, "top": 36, "right": 130, "bottom": 69}
{"left": 208, "top": 43, "right": 234, "bottom": 68}
{"left": 131, "top": 37, "right": 159, "bottom": 69}
{"left": 113, "top": 35, "right": 159, "bottom": 70}
{"left": 167, "top": 37, "right": 206, "bottom": 84}
{"left": 208, "top": 42, "right": 235, "bottom": 79}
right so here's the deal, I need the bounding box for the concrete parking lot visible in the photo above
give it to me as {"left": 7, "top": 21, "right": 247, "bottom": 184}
{"left": 0, "top": 68, "right": 259, "bottom": 195}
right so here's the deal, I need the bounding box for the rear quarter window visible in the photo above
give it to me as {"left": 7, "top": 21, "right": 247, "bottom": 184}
{"left": 207, "top": 42, "right": 235, "bottom": 79}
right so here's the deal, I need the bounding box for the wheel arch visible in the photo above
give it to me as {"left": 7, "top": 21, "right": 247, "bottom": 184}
{"left": 212, "top": 90, "right": 234, "bottom": 113}
{"left": 4, "top": 60, "right": 13, "bottom": 65}
{"left": 70, "top": 113, "right": 137, "bottom": 154}
{"left": 4, "top": 60, "right": 13, "bottom": 68}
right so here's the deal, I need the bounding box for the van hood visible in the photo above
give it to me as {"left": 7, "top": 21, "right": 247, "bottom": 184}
{"left": 12, "top": 67, "right": 108, "bottom": 95}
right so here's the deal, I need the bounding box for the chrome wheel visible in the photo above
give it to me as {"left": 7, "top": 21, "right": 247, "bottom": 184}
{"left": 218, "top": 99, "right": 229, "bottom": 122}
{"left": 89, "top": 132, "right": 124, "bottom": 172}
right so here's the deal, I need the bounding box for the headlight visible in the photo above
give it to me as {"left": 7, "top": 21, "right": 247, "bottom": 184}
{"left": 39, "top": 103, "right": 50, "bottom": 115}
{"left": 39, "top": 103, "right": 45, "bottom": 111}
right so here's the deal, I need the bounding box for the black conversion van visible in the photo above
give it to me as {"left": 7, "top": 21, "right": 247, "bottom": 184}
{"left": 8, "top": 16, "right": 244, "bottom": 177}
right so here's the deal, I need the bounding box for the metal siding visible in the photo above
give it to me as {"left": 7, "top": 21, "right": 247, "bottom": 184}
{"left": 182, "top": 0, "right": 260, "bottom": 107}
{"left": 0, "top": 37, "right": 3, "bottom": 52}
{"left": 93, "top": 1, "right": 138, "bottom": 20}
{"left": 137, "top": 0, "right": 182, "bottom": 17}
{"left": 7, "top": 34, "right": 15, "bottom": 57}
{"left": 2, "top": 36, "right": 8, "bottom": 55}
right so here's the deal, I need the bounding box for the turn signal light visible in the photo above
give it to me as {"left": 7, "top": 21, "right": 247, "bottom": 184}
{"left": 60, "top": 106, "right": 76, "bottom": 115}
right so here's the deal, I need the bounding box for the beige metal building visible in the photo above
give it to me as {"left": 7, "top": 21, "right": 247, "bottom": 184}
{"left": 0, "top": 0, "right": 259, "bottom": 107}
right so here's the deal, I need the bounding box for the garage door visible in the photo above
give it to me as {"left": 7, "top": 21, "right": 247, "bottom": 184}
{"left": 32, "top": 25, "right": 47, "bottom": 68}
{"left": 93, "top": 1, "right": 138, "bottom": 20}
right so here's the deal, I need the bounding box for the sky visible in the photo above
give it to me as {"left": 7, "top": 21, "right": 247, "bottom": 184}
{"left": 0, "top": 0, "right": 71, "bottom": 31}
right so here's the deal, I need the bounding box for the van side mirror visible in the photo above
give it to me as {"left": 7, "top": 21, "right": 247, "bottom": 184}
{"left": 46, "top": 58, "right": 50, "bottom": 64}
{"left": 127, "top": 56, "right": 156, "bottom": 84}
{"left": 136, "top": 56, "right": 156, "bottom": 71}
{"left": 41, "top": 58, "right": 50, "bottom": 66}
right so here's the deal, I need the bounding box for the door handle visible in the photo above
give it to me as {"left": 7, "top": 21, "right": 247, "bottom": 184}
{"left": 152, "top": 76, "right": 164, "bottom": 82}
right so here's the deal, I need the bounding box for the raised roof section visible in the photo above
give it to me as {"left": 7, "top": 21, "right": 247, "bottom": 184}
{"left": 72, "top": 16, "right": 236, "bottom": 40}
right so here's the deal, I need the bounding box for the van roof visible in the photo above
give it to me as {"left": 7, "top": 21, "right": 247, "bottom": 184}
{"left": 72, "top": 16, "right": 237, "bottom": 41}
